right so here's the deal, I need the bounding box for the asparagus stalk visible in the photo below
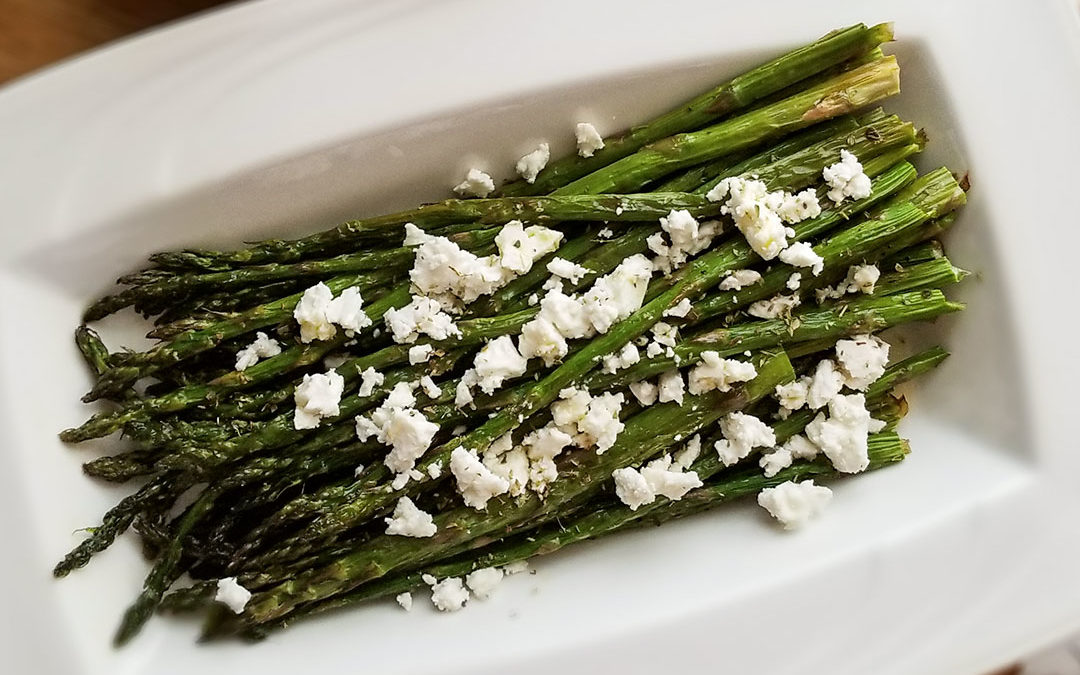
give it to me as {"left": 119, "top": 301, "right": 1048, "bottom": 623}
{"left": 500, "top": 23, "right": 893, "bottom": 197}
{"left": 551, "top": 56, "right": 900, "bottom": 196}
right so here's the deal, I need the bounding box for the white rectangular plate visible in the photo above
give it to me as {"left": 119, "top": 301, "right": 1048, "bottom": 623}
{"left": 2, "top": 1, "right": 1080, "bottom": 673}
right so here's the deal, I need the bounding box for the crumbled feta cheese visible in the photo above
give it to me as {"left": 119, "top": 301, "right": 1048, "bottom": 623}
{"left": 657, "top": 369, "right": 685, "bottom": 405}
{"left": 547, "top": 257, "right": 591, "bottom": 284}
{"left": 518, "top": 316, "right": 569, "bottom": 366}
{"left": 473, "top": 335, "right": 528, "bottom": 394}
{"left": 429, "top": 576, "right": 470, "bottom": 612}
{"left": 356, "top": 382, "right": 439, "bottom": 477}
{"left": 835, "top": 334, "right": 889, "bottom": 390}
{"left": 759, "top": 448, "right": 793, "bottom": 478}
{"left": 450, "top": 447, "right": 510, "bottom": 509}
{"left": 786, "top": 272, "right": 802, "bottom": 291}
{"left": 645, "top": 340, "right": 665, "bottom": 358}
{"left": 707, "top": 178, "right": 789, "bottom": 260}
{"left": 713, "top": 411, "right": 776, "bottom": 466}
{"left": 578, "top": 392, "right": 625, "bottom": 453}
{"left": 778, "top": 241, "right": 825, "bottom": 276}
{"left": 806, "top": 359, "right": 845, "bottom": 409}
{"left": 613, "top": 454, "right": 702, "bottom": 510}
{"left": 527, "top": 293, "right": 539, "bottom": 306}
{"left": 325, "top": 287, "right": 374, "bottom": 334}
{"left": 687, "top": 351, "right": 757, "bottom": 395}
{"left": 776, "top": 188, "right": 822, "bottom": 223}
{"left": 575, "top": 122, "right": 605, "bottom": 158}
{"left": 496, "top": 220, "right": 564, "bottom": 274}
{"left": 235, "top": 331, "right": 282, "bottom": 371}
{"left": 403, "top": 222, "right": 433, "bottom": 246}
{"left": 602, "top": 343, "right": 640, "bottom": 375}
{"left": 597, "top": 227, "right": 613, "bottom": 239}
{"left": 718, "top": 269, "right": 763, "bottom": 292}
{"left": 629, "top": 380, "right": 658, "bottom": 406}
{"left": 784, "top": 433, "right": 820, "bottom": 459}
{"left": 214, "top": 577, "right": 252, "bottom": 614}
{"left": 455, "top": 369, "right": 477, "bottom": 408}
{"left": 615, "top": 206, "right": 624, "bottom": 215}
{"left": 650, "top": 321, "right": 678, "bottom": 349}
{"left": 757, "top": 479, "right": 833, "bottom": 529}
{"left": 293, "top": 370, "right": 345, "bottom": 430}
{"left": 482, "top": 434, "right": 529, "bottom": 497}
{"left": 294, "top": 282, "right": 337, "bottom": 343}
{"left": 673, "top": 434, "right": 702, "bottom": 470}
{"left": 384, "top": 296, "right": 462, "bottom": 344}
{"left": 357, "top": 367, "right": 385, "bottom": 397}
{"left": 396, "top": 591, "right": 413, "bottom": 611}
{"left": 453, "top": 168, "right": 495, "bottom": 198}
{"left": 822, "top": 149, "right": 872, "bottom": 204}
{"left": 384, "top": 496, "right": 437, "bottom": 537}
{"left": 409, "top": 344, "right": 434, "bottom": 364}
{"left": 523, "top": 425, "right": 573, "bottom": 493}
{"left": 748, "top": 293, "right": 801, "bottom": 320}
{"left": 354, "top": 464, "right": 366, "bottom": 477}
{"left": 805, "top": 393, "right": 884, "bottom": 473}
{"left": 465, "top": 567, "right": 505, "bottom": 600}
{"left": 418, "top": 375, "right": 441, "bottom": 399}
{"left": 850, "top": 264, "right": 880, "bottom": 294}
{"left": 516, "top": 142, "right": 550, "bottom": 183}
{"left": 774, "top": 378, "right": 809, "bottom": 411}
{"left": 580, "top": 254, "right": 655, "bottom": 333}
{"left": 503, "top": 560, "right": 530, "bottom": 575}
{"left": 650, "top": 210, "right": 719, "bottom": 274}
{"left": 663, "top": 298, "right": 693, "bottom": 318}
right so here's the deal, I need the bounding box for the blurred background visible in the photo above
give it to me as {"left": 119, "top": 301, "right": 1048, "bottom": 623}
{"left": 0, "top": 2, "right": 1077, "bottom": 674}
{"left": 0, "top": 0, "right": 231, "bottom": 83}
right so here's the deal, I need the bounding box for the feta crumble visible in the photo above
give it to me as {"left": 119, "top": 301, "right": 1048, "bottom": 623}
{"left": 805, "top": 393, "right": 885, "bottom": 473}
{"left": 835, "top": 334, "right": 889, "bottom": 390}
{"left": 325, "top": 287, "right": 374, "bottom": 334}
{"left": 815, "top": 264, "right": 881, "bottom": 302}
{"left": 601, "top": 342, "right": 640, "bottom": 374}
{"left": 396, "top": 591, "right": 413, "bottom": 611}
{"left": 806, "top": 359, "right": 845, "bottom": 409}
{"left": 758, "top": 479, "right": 833, "bottom": 529}
{"left": 759, "top": 448, "right": 793, "bottom": 478}
{"left": 578, "top": 392, "right": 625, "bottom": 453}
{"left": 503, "top": 560, "right": 530, "bottom": 575}
{"left": 428, "top": 576, "right": 470, "bottom": 612}
{"left": 293, "top": 369, "right": 345, "bottom": 430}
{"left": 547, "top": 257, "right": 591, "bottom": 284}
{"left": 293, "top": 282, "right": 336, "bottom": 343}
{"left": 612, "top": 454, "right": 702, "bottom": 510}
{"left": 235, "top": 331, "right": 282, "bottom": 371}
{"left": 713, "top": 411, "right": 776, "bottom": 466}
{"left": 778, "top": 241, "right": 825, "bottom": 276}
{"left": 384, "top": 496, "right": 437, "bottom": 537}
{"left": 774, "top": 379, "right": 809, "bottom": 412}
{"left": 657, "top": 369, "right": 685, "bottom": 405}
{"left": 575, "top": 122, "right": 605, "bottom": 158}
{"left": 384, "top": 296, "right": 462, "bottom": 344}
{"left": 580, "top": 254, "right": 654, "bottom": 333}
{"left": 516, "top": 142, "right": 550, "bottom": 183}
{"left": 629, "top": 380, "right": 658, "bottom": 406}
{"left": 649, "top": 209, "right": 719, "bottom": 274}
{"left": 822, "top": 149, "right": 872, "bottom": 204}
{"left": 706, "top": 178, "right": 790, "bottom": 260}
{"left": 597, "top": 227, "right": 613, "bottom": 239}
{"left": 465, "top": 567, "right": 505, "bottom": 600}
{"left": 523, "top": 424, "right": 573, "bottom": 493}
{"left": 784, "top": 433, "right": 820, "bottom": 459}
{"left": 453, "top": 168, "right": 495, "bottom": 198}
{"left": 355, "top": 382, "right": 440, "bottom": 478}
{"left": 748, "top": 293, "right": 801, "bottom": 320}
{"left": 409, "top": 344, "right": 434, "bottom": 364}
{"left": 418, "top": 375, "right": 441, "bottom": 399}
{"left": 687, "top": 351, "right": 757, "bottom": 395}
{"left": 718, "top": 269, "right": 762, "bottom": 292}
{"left": 663, "top": 298, "right": 693, "bottom": 318}
{"left": 450, "top": 447, "right": 510, "bottom": 509}
{"left": 786, "top": 272, "right": 802, "bottom": 291}
{"left": 473, "top": 335, "right": 528, "bottom": 394}
{"left": 214, "top": 577, "right": 252, "bottom": 614}
{"left": 357, "top": 367, "right": 385, "bottom": 397}
{"left": 496, "top": 220, "right": 564, "bottom": 274}
{"left": 673, "top": 434, "right": 702, "bottom": 470}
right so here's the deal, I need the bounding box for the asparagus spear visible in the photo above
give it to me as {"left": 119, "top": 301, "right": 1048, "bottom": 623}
{"left": 500, "top": 23, "right": 893, "bottom": 196}
{"left": 552, "top": 56, "right": 900, "bottom": 196}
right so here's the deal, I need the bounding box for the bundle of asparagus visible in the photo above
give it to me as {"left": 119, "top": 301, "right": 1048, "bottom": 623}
{"left": 58, "top": 22, "right": 970, "bottom": 644}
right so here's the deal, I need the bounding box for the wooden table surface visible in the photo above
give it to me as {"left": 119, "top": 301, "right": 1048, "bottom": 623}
{"left": 0, "top": 0, "right": 233, "bottom": 84}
